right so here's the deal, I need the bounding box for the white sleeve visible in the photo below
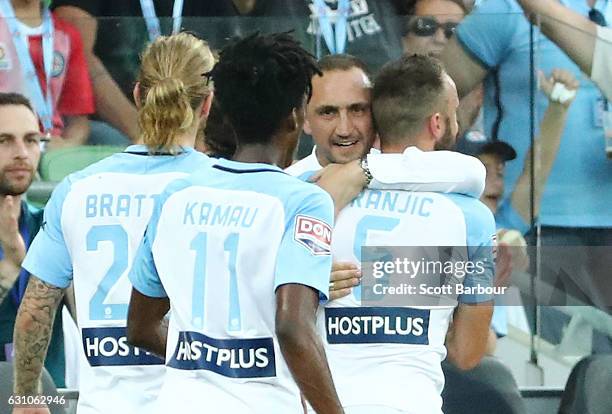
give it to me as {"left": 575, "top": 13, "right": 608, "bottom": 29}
{"left": 366, "top": 149, "right": 486, "bottom": 198}
{"left": 592, "top": 26, "right": 612, "bottom": 101}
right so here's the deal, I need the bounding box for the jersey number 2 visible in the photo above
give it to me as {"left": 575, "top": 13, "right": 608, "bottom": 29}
{"left": 87, "top": 225, "right": 128, "bottom": 320}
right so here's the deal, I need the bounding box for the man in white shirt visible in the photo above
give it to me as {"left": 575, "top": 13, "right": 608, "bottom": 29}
{"left": 286, "top": 54, "right": 375, "bottom": 177}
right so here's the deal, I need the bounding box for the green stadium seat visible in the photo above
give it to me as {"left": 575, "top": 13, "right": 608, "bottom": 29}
{"left": 39, "top": 146, "right": 126, "bottom": 182}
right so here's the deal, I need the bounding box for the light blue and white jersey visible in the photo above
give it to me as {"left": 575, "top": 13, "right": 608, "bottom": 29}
{"left": 320, "top": 190, "right": 496, "bottom": 413}
{"left": 286, "top": 146, "right": 486, "bottom": 198}
{"left": 22, "top": 145, "right": 209, "bottom": 414}
{"left": 129, "top": 158, "right": 334, "bottom": 414}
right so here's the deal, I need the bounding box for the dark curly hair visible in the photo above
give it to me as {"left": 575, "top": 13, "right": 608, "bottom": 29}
{"left": 211, "top": 32, "right": 321, "bottom": 145}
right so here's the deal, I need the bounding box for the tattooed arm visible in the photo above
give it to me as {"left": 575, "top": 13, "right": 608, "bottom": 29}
{"left": 13, "top": 276, "right": 64, "bottom": 397}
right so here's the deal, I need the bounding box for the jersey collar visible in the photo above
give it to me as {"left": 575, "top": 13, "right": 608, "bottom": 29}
{"left": 213, "top": 158, "right": 285, "bottom": 174}
{"left": 123, "top": 144, "right": 194, "bottom": 155}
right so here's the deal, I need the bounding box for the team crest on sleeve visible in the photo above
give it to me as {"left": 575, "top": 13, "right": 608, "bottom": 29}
{"left": 294, "top": 215, "right": 332, "bottom": 255}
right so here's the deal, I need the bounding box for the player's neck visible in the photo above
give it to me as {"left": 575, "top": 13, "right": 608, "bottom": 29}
{"left": 172, "top": 132, "right": 196, "bottom": 149}
{"left": 314, "top": 147, "right": 331, "bottom": 168}
{"left": 232, "top": 144, "right": 286, "bottom": 168}
{"left": 11, "top": 0, "right": 43, "bottom": 27}
{"left": 381, "top": 140, "right": 433, "bottom": 154}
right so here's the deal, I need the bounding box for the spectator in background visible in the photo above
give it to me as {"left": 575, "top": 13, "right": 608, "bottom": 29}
{"left": 52, "top": 0, "right": 242, "bottom": 146}
{"left": 0, "top": 0, "right": 94, "bottom": 149}
{"left": 400, "top": 0, "right": 465, "bottom": 57}
{"left": 401, "top": 0, "right": 484, "bottom": 140}
{"left": 240, "top": 0, "right": 406, "bottom": 73}
{"left": 443, "top": 69, "right": 578, "bottom": 414}
{"left": 0, "top": 92, "right": 65, "bottom": 388}
{"left": 471, "top": 141, "right": 525, "bottom": 346}
{"left": 289, "top": 0, "right": 404, "bottom": 71}
{"left": 457, "top": 69, "right": 578, "bottom": 353}
{"left": 465, "top": 69, "right": 579, "bottom": 234}
{"left": 476, "top": 141, "right": 517, "bottom": 219}
{"left": 478, "top": 68, "right": 578, "bottom": 356}
{"left": 517, "top": 0, "right": 612, "bottom": 100}
{"left": 441, "top": 0, "right": 612, "bottom": 311}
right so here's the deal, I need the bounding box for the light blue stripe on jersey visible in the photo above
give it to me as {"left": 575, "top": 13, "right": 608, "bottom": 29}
{"left": 297, "top": 170, "right": 317, "bottom": 182}
{"left": 22, "top": 145, "right": 209, "bottom": 289}
{"left": 129, "top": 157, "right": 334, "bottom": 300}
{"left": 441, "top": 193, "right": 496, "bottom": 304}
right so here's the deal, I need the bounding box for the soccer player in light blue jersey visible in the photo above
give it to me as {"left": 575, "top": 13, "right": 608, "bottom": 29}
{"left": 127, "top": 33, "right": 344, "bottom": 414}
{"left": 318, "top": 55, "right": 496, "bottom": 414}
{"left": 12, "top": 33, "right": 215, "bottom": 414}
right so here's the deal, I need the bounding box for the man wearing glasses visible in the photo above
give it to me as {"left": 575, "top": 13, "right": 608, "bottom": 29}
{"left": 401, "top": 0, "right": 467, "bottom": 57}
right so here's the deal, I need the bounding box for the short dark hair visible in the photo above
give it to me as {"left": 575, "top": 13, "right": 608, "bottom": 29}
{"left": 372, "top": 54, "right": 446, "bottom": 143}
{"left": 400, "top": 0, "right": 469, "bottom": 15}
{"left": 317, "top": 53, "right": 371, "bottom": 78}
{"left": 0, "top": 92, "right": 35, "bottom": 114}
{"left": 211, "top": 32, "right": 321, "bottom": 144}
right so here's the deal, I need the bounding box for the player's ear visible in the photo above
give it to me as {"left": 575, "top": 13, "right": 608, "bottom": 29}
{"left": 289, "top": 107, "right": 303, "bottom": 133}
{"left": 372, "top": 133, "right": 381, "bottom": 150}
{"left": 304, "top": 119, "right": 313, "bottom": 135}
{"left": 428, "top": 112, "right": 444, "bottom": 141}
{"left": 303, "top": 114, "right": 312, "bottom": 135}
{"left": 133, "top": 82, "right": 142, "bottom": 109}
{"left": 200, "top": 91, "right": 214, "bottom": 119}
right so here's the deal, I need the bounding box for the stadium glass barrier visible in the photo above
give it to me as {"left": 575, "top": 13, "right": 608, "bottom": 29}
{"left": 19, "top": 10, "right": 612, "bottom": 413}
{"left": 530, "top": 12, "right": 612, "bottom": 393}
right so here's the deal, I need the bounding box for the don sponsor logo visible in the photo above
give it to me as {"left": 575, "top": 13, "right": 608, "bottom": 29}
{"left": 294, "top": 215, "right": 332, "bottom": 255}
{"left": 325, "top": 307, "right": 430, "bottom": 345}
{"left": 81, "top": 327, "right": 163, "bottom": 366}
{"left": 167, "top": 331, "right": 276, "bottom": 378}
